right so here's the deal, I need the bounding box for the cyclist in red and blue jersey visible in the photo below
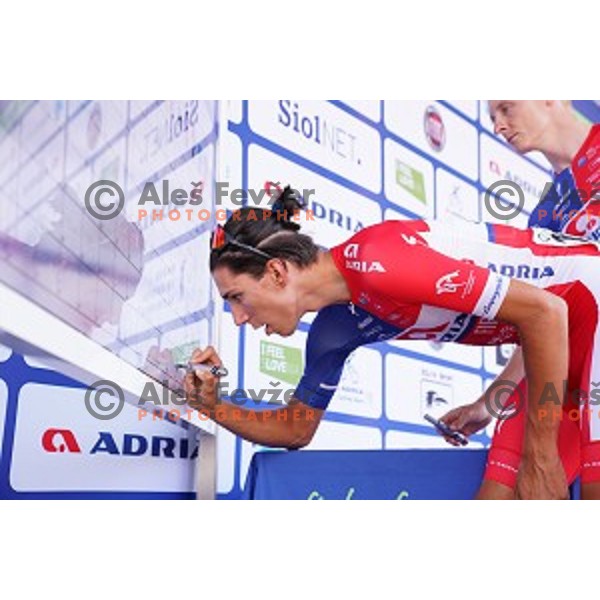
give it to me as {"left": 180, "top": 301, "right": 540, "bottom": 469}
{"left": 441, "top": 101, "right": 600, "bottom": 499}
{"left": 489, "top": 100, "right": 599, "bottom": 238}
{"left": 186, "top": 187, "right": 600, "bottom": 499}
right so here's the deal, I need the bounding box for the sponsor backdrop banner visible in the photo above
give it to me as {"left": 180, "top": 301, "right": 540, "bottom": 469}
{"left": 1, "top": 101, "right": 598, "bottom": 499}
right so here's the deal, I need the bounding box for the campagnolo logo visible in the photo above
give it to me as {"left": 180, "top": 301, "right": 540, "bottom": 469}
{"left": 480, "top": 275, "right": 506, "bottom": 317}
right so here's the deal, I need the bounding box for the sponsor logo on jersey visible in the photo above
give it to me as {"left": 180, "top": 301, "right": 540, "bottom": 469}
{"left": 435, "top": 269, "right": 475, "bottom": 295}
{"left": 487, "top": 262, "right": 555, "bottom": 280}
{"left": 480, "top": 274, "right": 507, "bottom": 318}
{"left": 484, "top": 324, "right": 518, "bottom": 345}
{"left": 345, "top": 260, "right": 386, "bottom": 273}
{"left": 436, "top": 270, "right": 462, "bottom": 294}
{"left": 406, "top": 322, "right": 449, "bottom": 340}
{"left": 566, "top": 211, "right": 600, "bottom": 239}
{"left": 344, "top": 243, "right": 360, "bottom": 259}
{"left": 401, "top": 233, "right": 425, "bottom": 246}
{"left": 440, "top": 313, "right": 473, "bottom": 342}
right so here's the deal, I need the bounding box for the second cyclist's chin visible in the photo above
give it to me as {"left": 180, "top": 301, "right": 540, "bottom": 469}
{"left": 511, "top": 135, "right": 535, "bottom": 155}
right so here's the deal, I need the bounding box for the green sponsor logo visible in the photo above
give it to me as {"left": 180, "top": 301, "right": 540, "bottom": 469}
{"left": 260, "top": 341, "right": 303, "bottom": 386}
{"left": 395, "top": 159, "right": 427, "bottom": 204}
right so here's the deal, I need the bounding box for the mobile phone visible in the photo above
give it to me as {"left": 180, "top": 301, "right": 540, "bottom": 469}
{"left": 424, "top": 413, "right": 468, "bottom": 446}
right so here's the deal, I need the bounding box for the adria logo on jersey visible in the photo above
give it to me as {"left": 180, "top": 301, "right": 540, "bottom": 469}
{"left": 488, "top": 263, "right": 555, "bottom": 280}
{"left": 344, "top": 244, "right": 360, "bottom": 259}
{"left": 343, "top": 243, "right": 386, "bottom": 273}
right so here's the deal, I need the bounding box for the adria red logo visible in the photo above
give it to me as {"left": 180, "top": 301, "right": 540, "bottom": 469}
{"left": 41, "top": 429, "right": 82, "bottom": 453}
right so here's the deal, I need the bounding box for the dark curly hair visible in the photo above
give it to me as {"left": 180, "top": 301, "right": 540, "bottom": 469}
{"left": 210, "top": 186, "right": 319, "bottom": 278}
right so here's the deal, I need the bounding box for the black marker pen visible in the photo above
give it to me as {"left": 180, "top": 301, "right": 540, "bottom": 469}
{"left": 175, "top": 363, "right": 229, "bottom": 378}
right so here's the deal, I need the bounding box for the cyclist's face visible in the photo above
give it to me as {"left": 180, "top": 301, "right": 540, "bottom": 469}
{"left": 212, "top": 264, "right": 300, "bottom": 337}
{"left": 488, "top": 100, "right": 550, "bottom": 154}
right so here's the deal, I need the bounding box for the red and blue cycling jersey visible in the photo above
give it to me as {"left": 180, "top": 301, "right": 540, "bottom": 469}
{"left": 294, "top": 219, "right": 600, "bottom": 412}
{"left": 528, "top": 124, "right": 600, "bottom": 240}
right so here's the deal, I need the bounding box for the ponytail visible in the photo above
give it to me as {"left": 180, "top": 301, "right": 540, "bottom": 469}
{"left": 209, "top": 186, "right": 319, "bottom": 278}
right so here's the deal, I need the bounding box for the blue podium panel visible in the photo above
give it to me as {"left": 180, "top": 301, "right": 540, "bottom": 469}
{"left": 242, "top": 449, "right": 488, "bottom": 500}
